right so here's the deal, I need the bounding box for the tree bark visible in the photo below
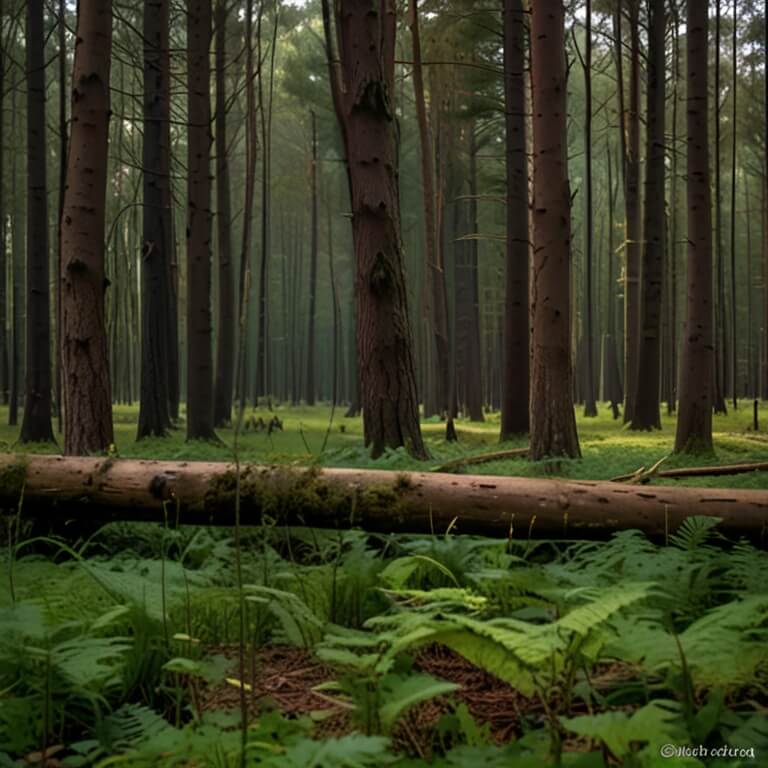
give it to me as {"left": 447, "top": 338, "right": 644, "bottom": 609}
{"left": 500, "top": 0, "right": 529, "bottom": 438}
{"left": 630, "top": 0, "right": 665, "bottom": 431}
{"left": 56, "top": 0, "right": 68, "bottom": 433}
{"left": 0, "top": 0, "right": 7, "bottom": 407}
{"left": 185, "top": 0, "right": 216, "bottom": 441}
{"left": 20, "top": 0, "right": 55, "bottom": 444}
{"left": 409, "top": 0, "right": 450, "bottom": 424}
{"left": 2, "top": 454, "right": 766, "bottom": 542}
{"left": 529, "top": 2, "right": 580, "bottom": 461}
{"left": 213, "top": 0, "right": 235, "bottom": 427}
{"left": 138, "top": 0, "right": 174, "bottom": 439}
{"left": 60, "top": 0, "right": 114, "bottom": 455}
{"left": 622, "top": 0, "right": 641, "bottom": 425}
{"left": 675, "top": 0, "right": 713, "bottom": 454}
{"left": 322, "top": 0, "right": 426, "bottom": 460}
{"left": 764, "top": 0, "right": 768, "bottom": 401}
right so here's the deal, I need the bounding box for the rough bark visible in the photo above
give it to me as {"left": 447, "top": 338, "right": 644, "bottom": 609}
{"left": 764, "top": 0, "right": 768, "bottom": 401}
{"left": 675, "top": 0, "right": 713, "bottom": 454}
{"left": 323, "top": 0, "right": 426, "bottom": 460}
{"left": 499, "top": 0, "right": 531, "bottom": 439}
{"left": 60, "top": 0, "right": 114, "bottom": 455}
{"left": 56, "top": 0, "right": 67, "bottom": 433}
{"left": 0, "top": 0, "right": 8, "bottom": 406}
{"left": 2, "top": 455, "right": 766, "bottom": 542}
{"left": 20, "top": 0, "right": 55, "bottom": 444}
{"left": 630, "top": 0, "right": 665, "bottom": 431}
{"left": 138, "top": 0, "right": 174, "bottom": 439}
{"left": 213, "top": 0, "right": 235, "bottom": 427}
{"left": 529, "top": 3, "right": 580, "bottom": 461}
{"left": 185, "top": 0, "right": 216, "bottom": 441}
{"left": 729, "top": 0, "right": 737, "bottom": 409}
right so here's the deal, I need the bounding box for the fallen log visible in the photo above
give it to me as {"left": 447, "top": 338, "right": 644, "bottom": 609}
{"left": 433, "top": 447, "right": 528, "bottom": 473}
{"left": 611, "top": 460, "right": 768, "bottom": 483}
{"left": 0, "top": 454, "right": 766, "bottom": 541}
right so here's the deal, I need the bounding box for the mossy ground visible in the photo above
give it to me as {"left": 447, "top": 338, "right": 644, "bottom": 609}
{"left": 0, "top": 401, "right": 766, "bottom": 489}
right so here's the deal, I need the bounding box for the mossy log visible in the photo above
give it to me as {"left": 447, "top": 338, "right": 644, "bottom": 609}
{"left": 0, "top": 454, "right": 766, "bottom": 541}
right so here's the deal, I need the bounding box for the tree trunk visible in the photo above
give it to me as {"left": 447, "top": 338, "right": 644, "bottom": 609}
{"left": 713, "top": 0, "right": 728, "bottom": 415}
{"left": 622, "top": 0, "right": 641, "bottom": 425}
{"left": 675, "top": 0, "right": 713, "bottom": 454}
{"left": 0, "top": 0, "right": 6, "bottom": 407}
{"left": 322, "top": 0, "right": 426, "bottom": 460}
{"left": 138, "top": 0, "right": 174, "bottom": 439}
{"left": 730, "top": 0, "right": 738, "bottom": 409}
{"left": 409, "top": 0, "right": 450, "bottom": 423}
{"left": 2, "top": 454, "right": 766, "bottom": 542}
{"left": 185, "top": 0, "right": 216, "bottom": 441}
{"left": 529, "top": 2, "right": 580, "bottom": 461}
{"left": 61, "top": 0, "right": 114, "bottom": 455}
{"left": 56, "top": 0, "right": 67, "bottom": 433}
{"left": 500, "top": 0, "right": 529, "bottom": 439}
{"left": 581, "top": 0, "right": 597, "bottom": 419}
{"left": 20, "top": 0, "right": 55, "bottom": 444}
{"left": 764, "top": 0, "right": 768, "bottom": 401}
{"left": 213, "top": 0, "right": 234, "bottom": 427}
{"left": 306, "top": 111, "right": 318, "bottom": 406}
{"left": 630, "top": 0, "right": 665, "bottom": 431}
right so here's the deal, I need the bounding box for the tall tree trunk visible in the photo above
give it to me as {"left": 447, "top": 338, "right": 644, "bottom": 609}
{"left": 306, "top": 110, "right": 318, "bottom": 406}
{"left": 138, "top": 0, "right": 174, "bottom": 439}
{"left": 713, "top": 0, "right": 728, "bottom": 414}
{"left": 322, "top": 0, "right": 426, "bottom": 460}
{"left": 185, "top": 0, "right": 216, "bottom": 440}
{"left": 20, "top": 0, "right": 55, "bottom": 444}
{"left": 764, "top": 0, "right": 768, "bottom": 401}
{"left": 675, "top": 0, "right": 713, "bottom": 455}
{"left": 729, "top": 0, "right": 737, "bottom": 408}
{"left": 56, "top": 0, "right": 67, "bottom": 432}
{"left": 529, "top": 1, "right": 580, "bottom": 461}
{"left": 582, "top": 0, "right": 597, "bottom": 418}
{"left": 604, "top": 144, "right": 622, "bottom": 419}
{"left": 0, "top": 0, "right": 6, "bottom": 407}
{"left": 499, "top": 0, "right": 529, "bottom": 438}
{"left": 9, "top": 82, "right": 24, "bottom": 428}
{"left": 623, "top": 0, "right": 641, "bottom": 424}
{"left": 630, "top": 0, "right": 665, "bottom": 431}
{"left": 61, "top": 0, "right": 114, "bottom": 455}
{"left": 408, "top": 0, "right": 450, "bottom": 425}
{"left": 213, "top": 0, "right": 234, "bottom": 427}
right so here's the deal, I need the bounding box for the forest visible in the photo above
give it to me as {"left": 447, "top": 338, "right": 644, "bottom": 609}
{"left": 0, "top": 0, "right": 767, "bottom": 765}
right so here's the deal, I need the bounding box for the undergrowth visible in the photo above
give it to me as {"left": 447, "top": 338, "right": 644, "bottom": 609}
{"left": 0, "top": 517, "right": 766, "bottom": 766}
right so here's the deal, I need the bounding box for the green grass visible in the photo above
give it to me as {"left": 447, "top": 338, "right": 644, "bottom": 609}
{"left": 0, "top": 401, "right": 766, "bottom": 488}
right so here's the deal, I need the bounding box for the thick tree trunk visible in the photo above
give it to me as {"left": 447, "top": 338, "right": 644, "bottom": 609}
{"left": 630, "top": 0, "right": 665, "bottom": 431}
{"left": 0, "top": 0, "right": 5, "bottom": 408}
{"left": 185, "top": 0, "right": 216, "bottom": 441}
{"left": 213, "top": 0, "right": 235, "bottom": 427}
{"left": 1, "top": 455, "right": 766, "bottom": 541}
{"left": 764, "top": 0, "right": 768, "bottom": 401}
{"left": 675, "top": 0, "right": 713, "bottom": 454}
{"left": 60, "top": 0, "right": 114, "bottom": 455}
{"left": 56, "top": 0, "right": 67, "bottom": 433}
{"left": 500, "top": 0, "right": 529, "bottom": 438}
{"left": 323, "top": 0, "right": 426, "bottom": 460}
{"left": 529, "top": 3, "right": 580, "bottom": 461}
{"left": 21, "top": 0, "right": 55, "bottom": 445}
{"left": 138, "top": 0, "right": 174, "bottom": 439}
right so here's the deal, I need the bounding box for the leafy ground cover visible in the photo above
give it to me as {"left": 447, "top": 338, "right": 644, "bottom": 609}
{"left": 1, "top": 517, "right": 767, "bottom": 766}
{"left": 0, "top": 403, "right": 766, "bottom": 488}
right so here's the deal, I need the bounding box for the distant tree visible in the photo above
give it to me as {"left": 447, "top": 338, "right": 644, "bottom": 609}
{"left": 675, "top": 0, "right": 713, "bottom": 454}
{"left": 322, "top": 0, "right": 426, "bottom": 459}
{"left": 185, "top": 0, "right": 217, "bottom": 441}
{"left": 138, "top": 0, "right": 174, "bottom": 439}
{"left": 499, "top": 0, "right": 529, "bottom": 439}
{"left": 20, "top": 0, "right": 55, "bottom": 444}
{"left": 630, "top": 0, "right": 665, "bottom": 431}
{"left": 61, "top": 0, "right": 114, "bottom": 455}
{"left": 306, "top": 110, "right": 318, "bottom": 406}
{"left": 213, "top": 0, "right": 234, "bottom": 426}
{"left": 529, "top": 0, "right": 580, "bottom": 461}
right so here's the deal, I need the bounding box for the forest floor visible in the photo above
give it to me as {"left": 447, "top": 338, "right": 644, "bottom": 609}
{"left": 0, "top": 401, "right": 766, "bottom": 489}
